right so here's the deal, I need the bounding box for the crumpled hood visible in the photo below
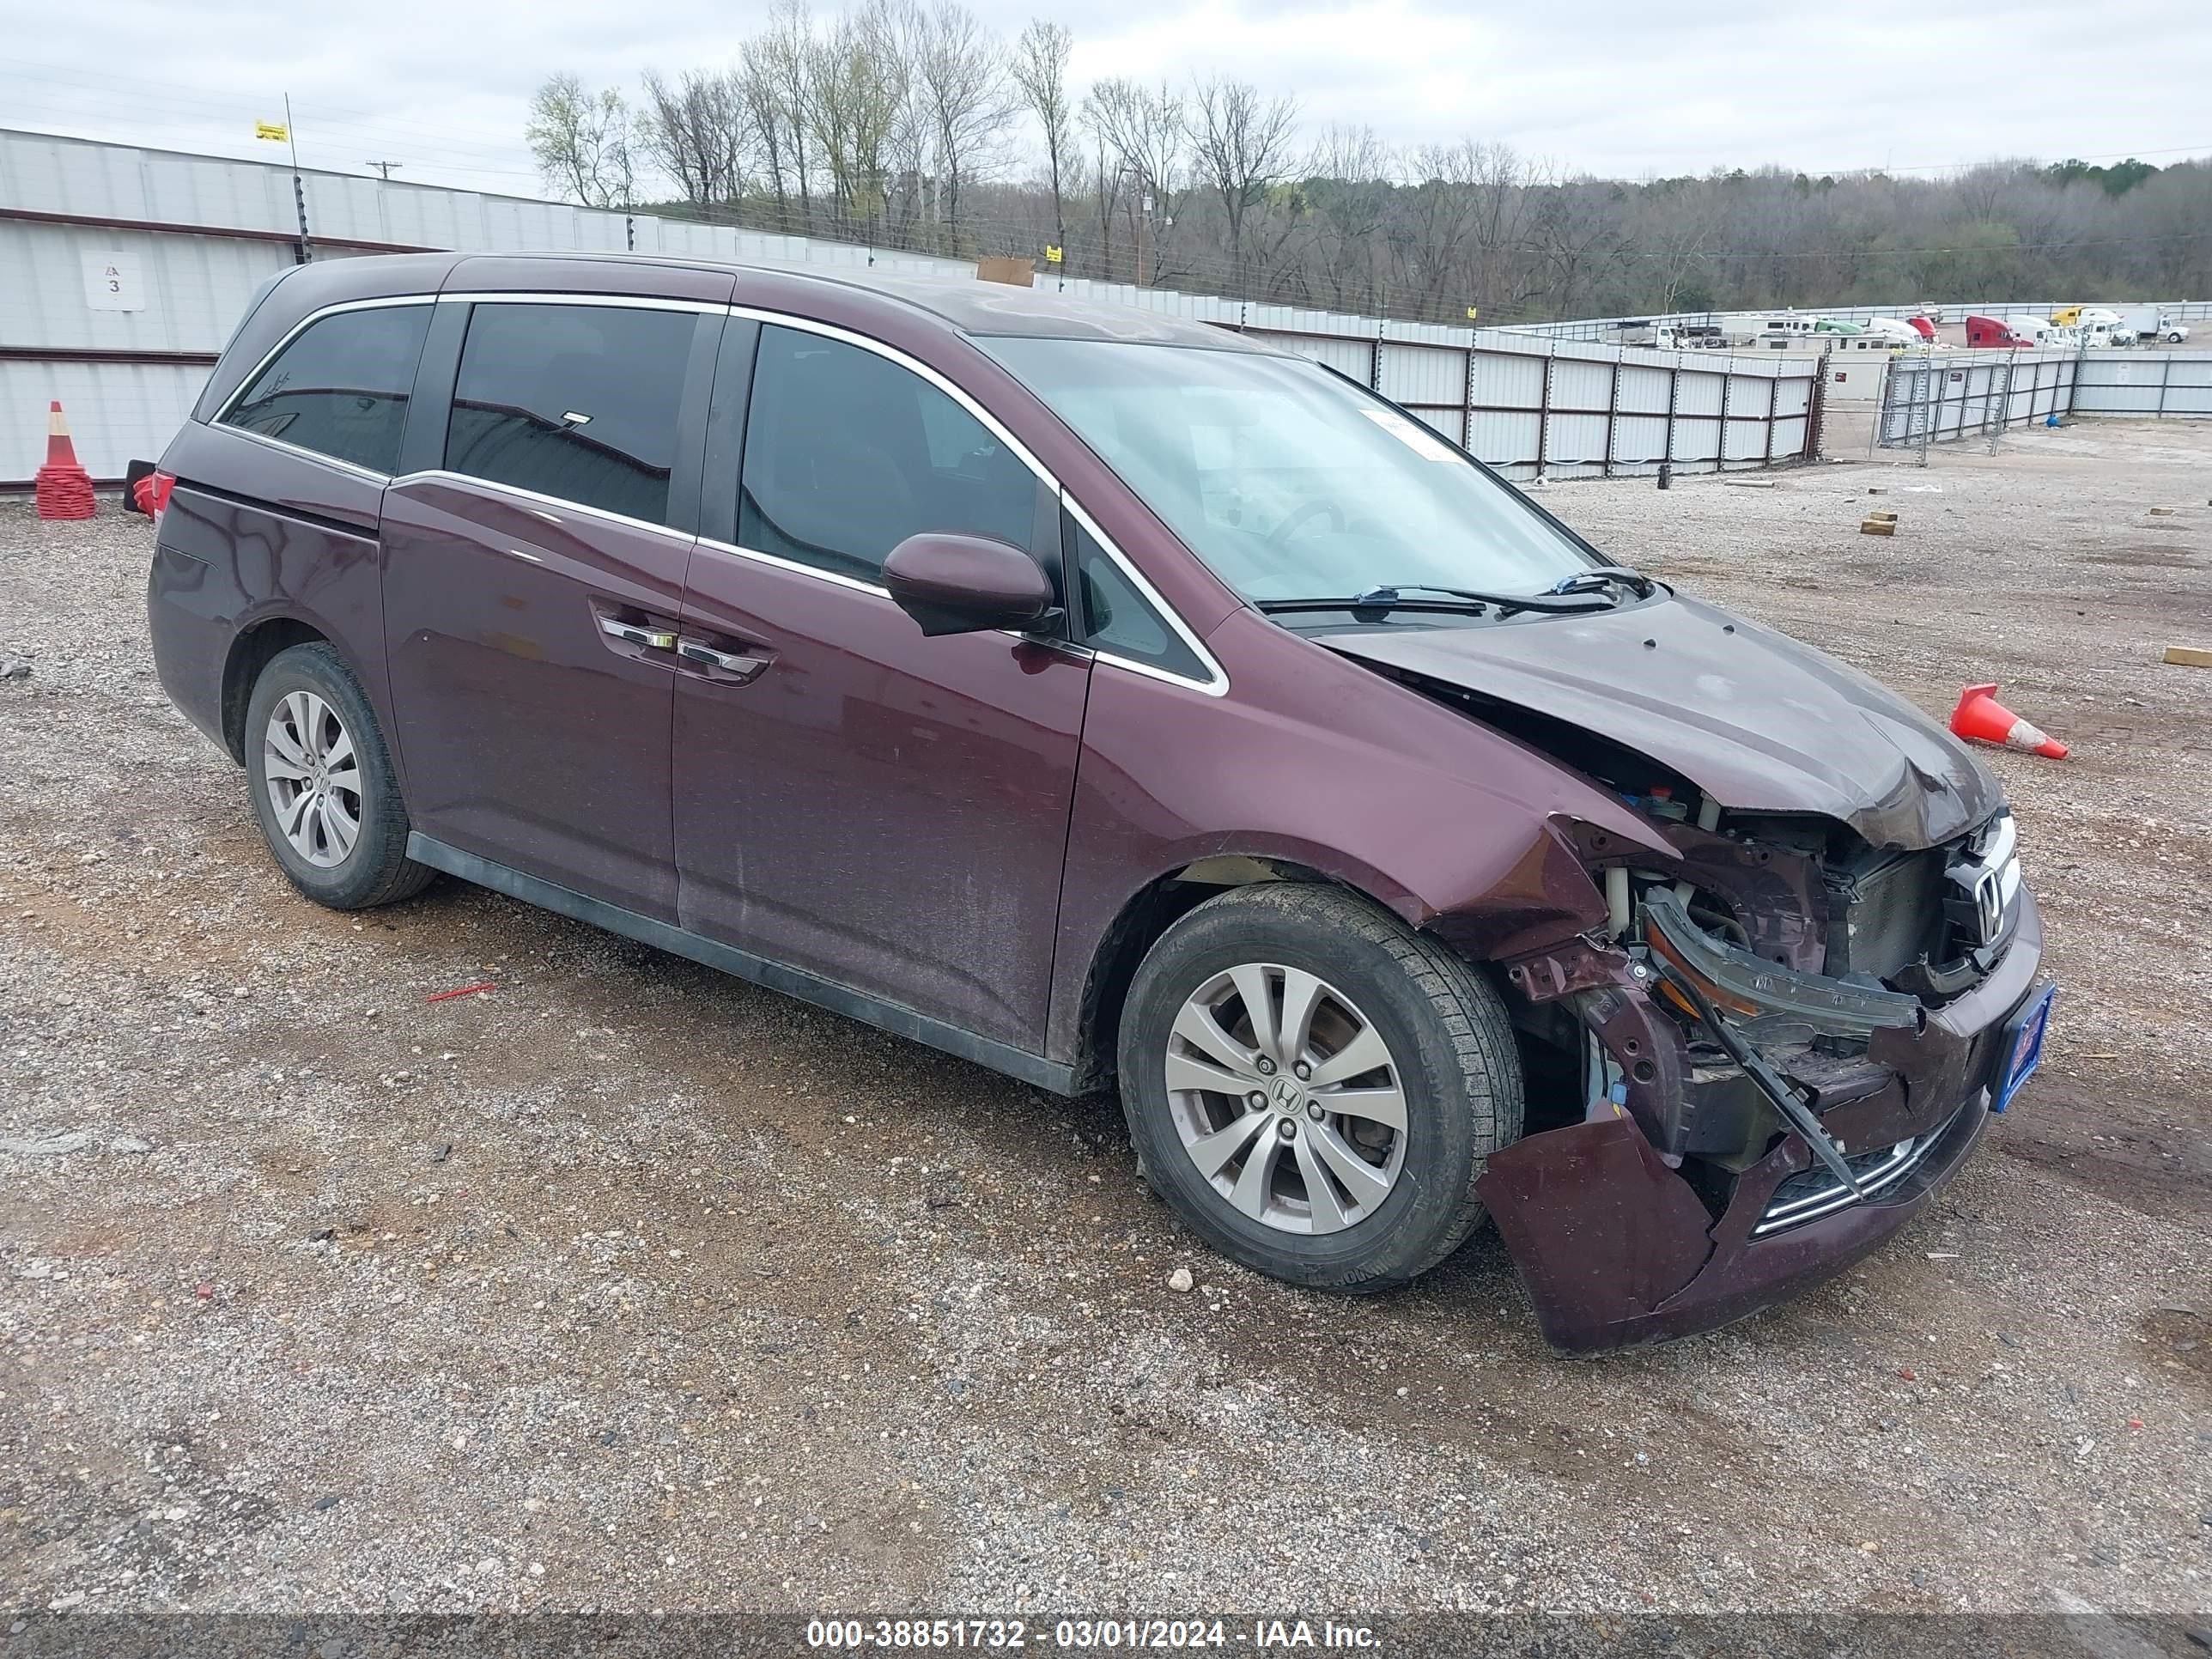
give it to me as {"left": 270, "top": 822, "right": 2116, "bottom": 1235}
{"left": 1322, "top": 593, "right": 2002, "bottom": 849}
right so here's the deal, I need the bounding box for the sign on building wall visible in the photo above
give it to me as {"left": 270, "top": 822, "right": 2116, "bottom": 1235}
{"left": 82, "top": 252, "right": 147, "bottom": 313}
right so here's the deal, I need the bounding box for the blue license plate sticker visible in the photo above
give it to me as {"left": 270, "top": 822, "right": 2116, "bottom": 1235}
{"left": 1992, "top": 985, "right": 2055, "bottom": 1114}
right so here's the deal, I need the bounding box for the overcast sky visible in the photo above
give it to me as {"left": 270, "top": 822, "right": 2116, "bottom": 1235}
{"left": 3, "top": 0, "right": 2207, "bottom": 195}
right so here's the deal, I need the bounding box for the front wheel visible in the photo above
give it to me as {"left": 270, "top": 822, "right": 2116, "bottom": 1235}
{"left": 244, "top": 641, "right": 435, "bottom": 910}
{"left": 1116, "top": 884, "right": 1524, "bottom": 1292}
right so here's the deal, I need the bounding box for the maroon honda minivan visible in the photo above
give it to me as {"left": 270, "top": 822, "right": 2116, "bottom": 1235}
{"left": 145, "top": 252, "right": 2053, "bottom": 1352}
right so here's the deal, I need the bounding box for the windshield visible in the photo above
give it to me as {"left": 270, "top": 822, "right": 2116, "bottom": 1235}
{"left": 981, "top": 338, "right": 1598, "bottom": 604}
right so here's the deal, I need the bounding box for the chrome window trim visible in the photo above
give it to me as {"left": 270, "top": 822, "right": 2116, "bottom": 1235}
{"left": 1091, "top": 648, "right": 1224, "bottom": 696}
{"left": 219, "top": 422, "right": 395, "bottom": 487}
{"left": 210, "top": 295, "right": 438, "bottom": 434}
{"left": 386, "top": 468, "right": 699, "bottom": 546}
{"left": 729, "top": 303, "right": 1229, "bottom": 697}
{"left": 694, "top": 534, "right": 891, "bottom": 600}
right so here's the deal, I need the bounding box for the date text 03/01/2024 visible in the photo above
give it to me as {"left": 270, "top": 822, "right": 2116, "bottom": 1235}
{"left": 802, "top": 1617, "right": 1381, "bottom": 1649}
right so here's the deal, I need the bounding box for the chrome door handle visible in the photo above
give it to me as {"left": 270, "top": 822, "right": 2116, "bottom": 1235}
{"left": 677, "top": 639, "right": 769, "bottom": 681}
{"left": 600, "top": 617, "right": 677, "bottom": 651}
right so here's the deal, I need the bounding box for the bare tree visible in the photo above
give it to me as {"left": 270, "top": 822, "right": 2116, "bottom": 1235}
{"left": 875, "top": 0, "right": 933, "bottom": 245}
{"left": 1188, "top": 76, "right": 1298, "bottom": 279}
{"left": 806, "top": 0, "right": 909, "bottom": 230}
{"left": 1638, "top": 177, "right": 1723, "bottom": 313}
{"left": 1462, "top": 141, "right": 1542, "bottom": 313}
{"left": 1088, "top": 131, "right": 1126, "bottom": 276}
{"left": 746, "top": 0, "right": 818, "bottom": 231}
{"left": 526, "top": 74, "right": 637, "bottom": 209}
{"left": 1305, "top": 125, "right": 1395, "bottom": 309}
{"left": 1529, "top": 178, "right": 1626, "bottom": 323}
{"left": 1389, "top": 141, "right": 1482, "bottom": 314}
{"left": 908, "top": 2, "right": 1016, "bottom": 252}
{"left": 1010, "top": 19, "right": 1073, "bottom": 252}
{"left": 1082, "top": 77, "right": 1186, "bottom": 282}
{"left": 735, "top": 53, "right": 793, "bottom": 227}
{"left": 639, "top": 68, "right": 749, "bottom": 211}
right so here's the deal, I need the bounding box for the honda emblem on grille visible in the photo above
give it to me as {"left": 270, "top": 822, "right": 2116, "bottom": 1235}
{"left": 1973, "top": 870, "right": 2005, "bottom": 944}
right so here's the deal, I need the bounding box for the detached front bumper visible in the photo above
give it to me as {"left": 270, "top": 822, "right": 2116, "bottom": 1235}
{"left": 1475, "top": 890, "right": 2045, "bottom": 1354}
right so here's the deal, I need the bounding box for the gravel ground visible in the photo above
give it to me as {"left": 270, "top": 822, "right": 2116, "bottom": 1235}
{"left": 3, "top": 420, "right": 2209, "bottom": 1623}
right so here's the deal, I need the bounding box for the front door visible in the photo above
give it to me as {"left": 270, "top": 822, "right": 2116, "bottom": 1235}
{"left": 381, "top": 296, "right": 720, "bottom": 919}
{"left": 672, "top": 319, "right": 1090, "bottom": 1054}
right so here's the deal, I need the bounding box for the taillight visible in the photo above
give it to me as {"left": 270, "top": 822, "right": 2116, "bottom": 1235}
{"left": 134, "top": 469, "right": 176, "bottom": 526}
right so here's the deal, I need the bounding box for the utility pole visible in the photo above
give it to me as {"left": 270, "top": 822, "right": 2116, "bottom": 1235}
{"left": 365, "top": 161, "right": 403, "bottom": 181}
{"left": 284, "top": 94, "right": 313, "bottom": 264}
{"left": 1113, "top": 165, "right": 1149, "bottom": 287}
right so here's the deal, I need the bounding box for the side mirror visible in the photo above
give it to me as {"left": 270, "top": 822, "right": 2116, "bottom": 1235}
{"left": 882, "top": 532, "right": 1057, "bottom": 639}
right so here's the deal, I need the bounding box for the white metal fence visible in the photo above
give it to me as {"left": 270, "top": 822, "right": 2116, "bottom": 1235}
{"left": 1876, "top": 352, "right": 2080, "bottom": 450}
{"left": 2, "top": 127, "right": 1826, "bottom": 483}
{"left": 1875, "top": 347, "right": 2212, "bottom": 450}
{"left": 1225, "top": 324, "right": 1815, "bottom": 482}
{"left": 2071, "top": 352, "right": 2212, "bottom": 417}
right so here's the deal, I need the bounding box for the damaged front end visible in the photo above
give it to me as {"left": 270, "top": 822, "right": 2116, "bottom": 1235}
{"left": 1473, "top": 793, "right": 2048, "bottom": 1354}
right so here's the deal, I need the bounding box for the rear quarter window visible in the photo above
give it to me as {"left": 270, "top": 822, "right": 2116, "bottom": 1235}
{"left": 219, "top": 303, "right": 432, "bottom": 475}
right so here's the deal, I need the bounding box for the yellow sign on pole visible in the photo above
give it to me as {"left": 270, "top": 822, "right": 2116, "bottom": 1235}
{"left": 1465, "top": 305, "right": 1480, "bottom": 321}
{"left": 1044, "top": 245, "right": 1064, "bottom": 264}
{"left": 255, "top": 121, "right": 290, "bottom": 143}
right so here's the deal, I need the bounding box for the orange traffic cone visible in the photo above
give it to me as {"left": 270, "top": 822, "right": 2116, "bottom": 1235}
{"left": 34, "top": 401, "right": 96, "bottom": 521}
{"left": 1950, "top": 683, "right": 2069, "bottom": 759}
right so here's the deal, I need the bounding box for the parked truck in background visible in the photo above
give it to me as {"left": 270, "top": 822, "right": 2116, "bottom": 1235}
{"left": 1856, "top": 317, "right": 1927, "bottom": 347}
{"left": 2002, "top": 315, "right": 2074, "bottom": 348}
{"left": 2118, "top": 304, "right": 2190, "bottom": 344}
{"left": 1966, "top": 315, "right": 2033, "bottom": 348}
{"left": 2053, "top": 306, "right": 2138, "bottom": 346}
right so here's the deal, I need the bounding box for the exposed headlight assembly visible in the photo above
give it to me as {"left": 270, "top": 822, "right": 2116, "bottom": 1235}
{"left": 1639, "top": 888, "right": 1921, "bottom": 1036}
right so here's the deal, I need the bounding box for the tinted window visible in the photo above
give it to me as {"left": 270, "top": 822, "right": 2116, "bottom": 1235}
{"left": 446, "top": 303, "right": 698, "bottom": 526}
{"left": 740, "top": 325, "right": 1036, "bottom": 582}
{"left": 222, "top": 304, "right": 430, "bottom": 473}
{"left": 1072, "top": 518, "right": 1207, "bottom": 683}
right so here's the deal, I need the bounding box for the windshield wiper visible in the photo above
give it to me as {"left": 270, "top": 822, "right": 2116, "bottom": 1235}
{"left": 1282, "top": 583, "right": 1615, "bottom": 617}
{"left": 1257, "top": 581, "right": 1620, "bottom": 621}
{"left": 1257, "top": 595, "right": 1488, "bottom": 619}
{"left": 1547, "top": 565, "right": 1656, "bottom": 599}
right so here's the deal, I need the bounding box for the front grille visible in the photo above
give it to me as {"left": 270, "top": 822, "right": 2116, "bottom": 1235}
{"left": 1751, "top": 1109, "right": 1963, "bottom": 1237}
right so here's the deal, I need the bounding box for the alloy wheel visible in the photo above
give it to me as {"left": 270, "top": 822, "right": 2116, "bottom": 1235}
{"left": 1164, "top": 963, "right": 1408, "bottom": 1234}
{"left": 263, "top": 690, "right": 362, "bottom": 868}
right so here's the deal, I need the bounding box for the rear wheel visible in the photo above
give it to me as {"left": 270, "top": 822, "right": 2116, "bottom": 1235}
{"left": 1117, "top": 883, "right": 1523, "bottom": 1291}
{"left": 244, "top": 642, "right": 434, "bottom": 910}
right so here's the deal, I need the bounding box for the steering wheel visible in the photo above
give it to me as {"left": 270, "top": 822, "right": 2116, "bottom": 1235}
{"left": 1268, "top": 500, "right": 1346, "bottom": 548}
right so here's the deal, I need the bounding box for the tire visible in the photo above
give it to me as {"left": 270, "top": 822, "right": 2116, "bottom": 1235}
{"left": 243, "top": 641, "right": 435, "bottom": 911}
{"left": 1116, "top": 883, "right": 1523, "bottom": 1292}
